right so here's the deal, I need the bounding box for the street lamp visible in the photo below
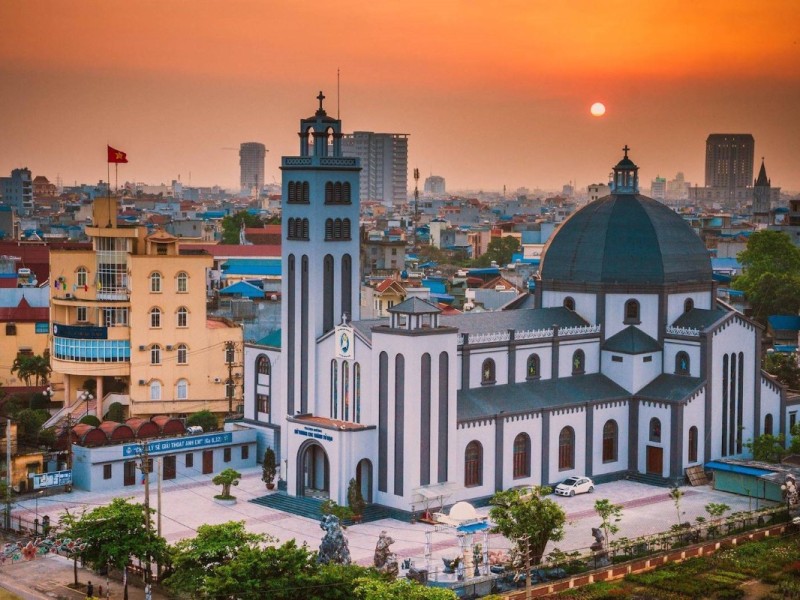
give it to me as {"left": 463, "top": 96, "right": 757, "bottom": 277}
{"left": 79, "top": 390, "right": 94, "bottom": 418}
{"left": 42, "top": 386, "right": 53, "bottom": 404}
{"left": 34, "top": 490, "right": 43, "bottom": 534}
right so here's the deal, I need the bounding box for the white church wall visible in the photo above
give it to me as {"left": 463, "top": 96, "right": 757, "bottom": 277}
{"left": 638, "top": 401, "right": 671, "bottom": 477}
{"left": 501, "top": 413, "right": 543, "bottom": 488}
{"left": 548, "top": 407, "right": 587, "bottom": 484}
{"left": 468, "top": 347, "right": 510, "bottom": 388}
{"left": 454, "top": 420, "right": 496, "bottom": 502}
{"left": 514, "top": 343, "right": 553, "bottom": 382}
{"left": 601, "top": 352, "right": 635, "bottom": 392}
{"left": 663, "top": 341, "right": 702, "bottom": 377}
{"left": 541, "top": 291, "right": 597, "bottom": 323}
{"left": 632, "top": 351, "right": 663, "bottom": 392}
{"left": 666, "top": 291, "right": 713, "bottom": 325}
{"left": 683, "top": 391, "right": 705, "bottom": 467}
{"left": 558, "top": 340, "right": 599, "bottom": 378}
{"left": 604, "top": 294, "right": 659, "bottom": 340}
{"left": 709, "top": 318, "right": 758, "bottom": 459}
{"left": 592, "top": 402, "right": 629, "bottom": 476}
{"left": 759, "top": 375, "right": 782, "bottom": 436}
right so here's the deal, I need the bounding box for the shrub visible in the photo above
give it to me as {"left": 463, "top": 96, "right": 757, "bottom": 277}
{"left": 187, "top": 410, "right": 218, "bottom": 432}
{"left": 105, "top": 402, "right": 125, "bottom": 423}
{"left": 79, "top": 414, "right": 101, "bottom": 427}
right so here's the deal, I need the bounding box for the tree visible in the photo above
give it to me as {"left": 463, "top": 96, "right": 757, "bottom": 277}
{"left": 354, "top": 577, "right": 457, "bottom": 600}
{"left": 220, "top": 211, "right": 264, "bottom": 244}
{"left": 734, "top": 230, "right": 800, "bottom": 323}
{"left": 60, "top": 498, "right": 168, "bottom": 598}
{"left": 764, "top": 352, "right": 800, "bottom": 390}
{"left": 163, "top": 521, "right": 269, "bottom": 597}
{"left": 14, "top": 408, "right": 50, "bottom": 446}
{"left": 669, "top": 486, "right": 685, "bottom": 527}
{"left": 745, "top": 433, "right": 786, "bottom": 463}
{"left": 790, "top": 423, "right": 800, "bottom": 454}
{"left": 262, "top": 447, "right": 277, "bottom": 489}
{"left": 105, "top": 402, "right": 125, "bottom": 422}
{"left": 594, "top": 498, "right": 623, "bottom": 552}
{"left": 79, "top": 415, "right": 101, "bottom": 427}
{"left": 213, "top": 468, "right": 241, "bottom": 499}
{"left": 473, "top": 236, "right": 521, "bottom": 268}
{"left": 186, "top": 410, "right": 218, "bottom": 432}
{"left": 11, "top": 351, "right": 51, "bottom": 387}
{"left": 489, "top": 486, "right": 566, "bottom": 568}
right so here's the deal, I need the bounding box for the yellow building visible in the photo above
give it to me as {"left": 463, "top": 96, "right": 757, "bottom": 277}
{"left": 49, "top": 198, "right": 242, "bottom": 419}
{"left": 0, "top": 288, "right": 51, "bottom": 388}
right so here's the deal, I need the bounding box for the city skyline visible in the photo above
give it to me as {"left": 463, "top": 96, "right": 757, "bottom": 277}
{"left": 1, "top": 0, "right": 799, "bottom": 193}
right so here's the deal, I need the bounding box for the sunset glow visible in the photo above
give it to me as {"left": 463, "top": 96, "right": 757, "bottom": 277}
{"left": 1, "top": 0, "right": 799, "bottom": 191}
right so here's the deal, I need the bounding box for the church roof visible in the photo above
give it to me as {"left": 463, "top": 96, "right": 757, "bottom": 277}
{"left": 602, "top": 326, "right": 661, "bottom": 354}
{"left": 755, "top": 159, "right": 770, "bottom": 187}
{"left": 540, "top": 193, "right": 711, "bottom": 285}
{"left": 458, "top": 374, "right": 629, "bottom": 421}
{"left": 388, "top": 296, "right": 441, "bottom": 315}
{"left": 672, "top": 308, "right": 729, "bottom": 330}
{"left": 637, "top": 374, "right": 704, "bottom": 403}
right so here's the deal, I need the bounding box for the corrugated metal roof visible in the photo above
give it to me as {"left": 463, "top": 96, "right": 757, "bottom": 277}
{"left": 603, "top": 326, "right": 661, "bottom": 354}
{"left": 768, "top": 315, "right": 800, "bottom": 331}
{"left": 672, "top": 308, "right": 729, "bottom": 330}
{"left": 704, "top": 461, "right": 775, "bottom": 477}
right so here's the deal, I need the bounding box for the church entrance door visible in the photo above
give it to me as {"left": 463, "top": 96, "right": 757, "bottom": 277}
{"left": 297, "top": 441, "right": 330, "bottom": 499}
{"left": 646, "top": 446, "right": 663, "bottom": 475}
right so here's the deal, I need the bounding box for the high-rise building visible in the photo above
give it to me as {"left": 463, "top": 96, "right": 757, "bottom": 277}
{"left": 342, "top": 131, "right": 408, "bottom": 206}
{"left": 239, "top": 142, "right": 266, "bottom": 196}
{"left": 650, "top": 176, "right": 666, "bottom": 201}
{"left": 0, "top": 168, "right": 33, "bottom": 215}
{"left": 424, "top": 175, "right": 446, "bottom": 195}
{"left": 705, "top": 134, "right": 754, "bottom": 189}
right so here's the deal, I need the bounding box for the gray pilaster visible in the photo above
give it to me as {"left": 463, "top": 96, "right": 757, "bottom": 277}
{"left": 628, "top": 399, "right": 639, "bottom": 473}
{"left": 585, "top": 404, "right": 594, "bottom": 476}
{"left": 669, "top": 403, "right": 684, "bottom": 478}
{"left": 596, "top": 293, "right": 606, "bottom": 341}
{"left": 507, "top": 330, "right": 516, "bottom": 385}
{"left": 657, "top": 291, "right": 667, "bottom": 345}
{"left": 461, "top": 334, "right": 470, "bottom": 390}
{"left": 753, "top": 326, "right": 762, "bottom": 436}
{"left": 394, "top": 354, "right": 405, "bottom": 496}
{"left": 701, "top": 332, "right": 712, "bottom": 464}
{"left": 541, "top": 410, "right": 550, "bottom": 486}
{"left": 495, "top": 413, "right": 504, "bottom": 492}
{"left": 551, "top": 326, "right": 560, "bottom": 380}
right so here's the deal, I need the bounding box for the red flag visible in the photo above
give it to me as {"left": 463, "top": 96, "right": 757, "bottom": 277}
{"left": 107, "top": 146, "right": 128, "bottom": 163}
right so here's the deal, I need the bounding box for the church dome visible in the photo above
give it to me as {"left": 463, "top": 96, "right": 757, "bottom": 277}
{"left": 540, "top": 151, "right": 711, "bottom": 286}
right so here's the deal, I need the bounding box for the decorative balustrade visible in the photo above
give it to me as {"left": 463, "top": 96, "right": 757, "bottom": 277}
{"left": 559, "top": 324, "right": 601, "bottom": 336}
{"left": 458, "top": 323, "right": 601, "bottom": 346}
{"left": 468, "top": 331, "right": 511, "bottom": 344}
{"left": 516, "top": 328, "right": 555, "bottom": 340}
{"left": 665, "top": 325, "right": 700, "bottom": 337}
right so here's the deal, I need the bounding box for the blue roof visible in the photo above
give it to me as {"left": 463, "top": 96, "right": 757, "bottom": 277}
{"left": 774, "top": 345, "right": 798, "bottom": 353}
{"left": 704, "top": 461, "right": 775, "bottom": 477}
{"left": 467, "top": 268, "right": 501, "bottom": 276}
{"left": 768, "top": 315, "right": 800, "bottom": 331}
{"left": 219, "top": 280, "right": 264, "bottom": 298}
{"left": 221, "top": 258, "right": 281, "bottom": 277}
{"left": 711, "top": 257, "right": 741, "bottom": 270}
{"left": 422, "top": 280, "right": 448, "bottom": 295}
{"left": 255, "top": 329, "right": 281, "bottom": 348}
{"left": 202, "top": 211, "right": 226, "bottom": 219}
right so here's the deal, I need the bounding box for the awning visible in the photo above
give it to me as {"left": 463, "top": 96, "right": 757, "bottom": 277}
{"left": 412, "top": 482, "right": 459, "bottom": 502}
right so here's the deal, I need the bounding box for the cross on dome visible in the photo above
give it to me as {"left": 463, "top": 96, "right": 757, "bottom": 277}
{"left": 317, "top": 91, "right": 326, "bottom": 113}
{"left": 622, "top": 144, "right": 630, "bottom": 158}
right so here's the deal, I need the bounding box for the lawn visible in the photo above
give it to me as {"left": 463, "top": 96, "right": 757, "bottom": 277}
{"left": 559, "top": 534, "right": 800, "bottom": 599}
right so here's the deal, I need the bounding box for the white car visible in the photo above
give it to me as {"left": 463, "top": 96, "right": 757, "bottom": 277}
{"left": 554, "top": 476, "right": 594, "bottom": 497}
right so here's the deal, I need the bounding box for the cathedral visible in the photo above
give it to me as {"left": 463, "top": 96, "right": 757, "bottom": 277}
{"left": 242, "top": 99, "right": 787, "bottom": 511}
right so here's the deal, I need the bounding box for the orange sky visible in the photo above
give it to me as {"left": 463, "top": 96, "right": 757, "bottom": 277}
{"left": 1, "top": 0, "right": 799, "bottom": 192}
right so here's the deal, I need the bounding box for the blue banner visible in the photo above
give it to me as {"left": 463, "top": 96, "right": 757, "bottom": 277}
{"left": 31, "top": 470, "right": 72, "bottom": 490}
{"left": 122, "top": 433, "right": 233, "bottom": 457}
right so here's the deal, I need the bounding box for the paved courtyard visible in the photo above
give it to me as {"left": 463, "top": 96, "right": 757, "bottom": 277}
{"left": 10, "top": 466, "right": 774, "bottom": 569}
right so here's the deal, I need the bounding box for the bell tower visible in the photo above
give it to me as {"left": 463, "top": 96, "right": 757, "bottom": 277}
{"left": 281, "top": 92, "right": 361, "bottom": 416}
{"left": 611, "top": 145, "right": 639, "bottom": 194}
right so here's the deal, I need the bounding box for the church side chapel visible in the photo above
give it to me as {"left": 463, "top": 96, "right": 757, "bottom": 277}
{"left": 242, "top": 99, "right": 786, "bottom": 512}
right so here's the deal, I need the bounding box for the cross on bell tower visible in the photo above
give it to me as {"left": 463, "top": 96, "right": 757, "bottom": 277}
{"left": 611, "top": 144, "right": 639, "bottom": 194}
{"left": 316, "top": 91, "right": 326, "bottom": 115}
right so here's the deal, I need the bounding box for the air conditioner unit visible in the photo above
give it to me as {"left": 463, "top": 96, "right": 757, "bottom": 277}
{"left": 65, "top": 293, "right": 74, "bottom": 299}
{"left": 138, "top": 379, "right": 146, "bottom": 386}
{"left": 166, "top": 345, "right": 174, "bottom": 351}
{"left": 213, "top": 377, "right": 222, "bottom": 384}
{"left": 138, "top": 345, "right": 146, "bottom": 351}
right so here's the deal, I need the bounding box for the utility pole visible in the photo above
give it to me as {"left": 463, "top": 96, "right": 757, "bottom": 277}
{"left": 520, "top": 534, "right": 532, "bottom": 600}
{"left": 225, "top": 341, "right": 236, "bottom": 415}
{"left": 138, "top": 442, "right": 151, "bottom": 600}
{"left": 156, "top": 457, "right": 162, "bottom": 580}
{"left": 63, "top": 413, "right": 75, "bottom": 492}
{"left": 413, "top": 168, "right": 420, "bottom": 249}
{"left": 5, "top": 418, "right": 11, "bottom": 530}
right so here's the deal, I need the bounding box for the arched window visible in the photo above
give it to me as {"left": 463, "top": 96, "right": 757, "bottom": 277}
{"left": 572, "top": 349, "right": 585, "bottom": 375}
{"left": 342, "top": 362, "right": 350, "bottom": 421}
{"left": 333, "top": 218, "right": 342, "bottom": 239}
{"left": 764, "top": 413, "right": 773, "bottom": 436}
{"left": 325, "top": 218, "right": 333, "bottom": 240}
{"left": 176, "top": 306, "right": 188, "bottom": 328}
{"left": 176, "top": 379, "right": 188, "bottom": 400}
{"left": 343, "top": 182, "right": 351, "bottom": 202}
{"left": 149, "top": 380, "right": 162, "bottom": 401}
{"left": 684, "top": 298, "right": 694, "bottom": 313}
{"left": 481, "top": 358, "right": 496, "bottom": 384}
{"left": 526, "top": 354, "right": 540, "bottom": 380}
{"left": 558, "top": 427, "right": 575, "bottom": 470}
{"left": 649, "top": 418, "right": 661, "bottom": 443}
{"left": 76, "top": 267, "right": 88, "bottom": 287}
{"left": 288, "top": 181, "right": 296, "bottom": 203}
{"left": 688, "top": 426, "right": 698, "bottom": 462}
{"left": 302, "top": 218, "right": 309, "bottom": 239}
{"left": 465, "top": 441, "right": 483, "bottom": 487}
{"left": 331, "top": 360, "right": 338, "bottom": 419}
{"left": 624, "top": 299, "right": 640, "bottom": 323}
{"left": 176, "top": 271, "right": 188, "bottom": 293}
{"left": 602, "top": 420, "right": 618, "bottom": 463}
{"left": 287, "top": 218, "right": 295, "bottom": 239}
{"left": 354, "top": 362, "right": 361, "bottom": 423}
{"left": 176, "top": 344, "right": 188, "bottom": 365}
{"left": 149, "top": 307, "right": 162, "bottom": 328}
{"left": 334, "top": 182, "right": 342, "bottom": 202}
{"left": 675, "top": 351, "right": 690, "bottom": 375}
{"left": 563, "top": 297, "right": 575, "bottom": 311}
{"left": 325, "top": 181, "right": 333, "bottom": 203}
{"left": 150, "top": 345, "right": 162, "bottom": 365}
{"left": 150, "top": 272, "right": 162, "bottom": 293}
{"left": 302, "top": 182, "right": 310, "bottom": 202}
{"left": 257, "top": 355, "right": 270, "bottom": 375}
{"left": 513, "top": 433, "right": 530, "bottom": 479}
{"left": 306, "top": 128, "right": 314, "bottom": 155}
{"left": 343, "top": 218, "right": 351, "bottom": 240}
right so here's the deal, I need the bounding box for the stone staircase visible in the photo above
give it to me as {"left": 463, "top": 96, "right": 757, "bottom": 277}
{"left": 626, "top": 471, "right": 685, "bottom": 488}
{"left": 43, "top": 399, "right": 98, "bottom": 429}
{"left": 249, "top": 492, "right": 412, "bottom": 524}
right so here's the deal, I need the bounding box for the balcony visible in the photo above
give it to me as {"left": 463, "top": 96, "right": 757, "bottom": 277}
{"left": 53, "top": 337, "right": 131, "bottom": 363}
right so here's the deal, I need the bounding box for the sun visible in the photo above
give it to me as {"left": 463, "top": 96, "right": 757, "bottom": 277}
{"left": 590, "top": 102, "right": 606, "bottom": 117}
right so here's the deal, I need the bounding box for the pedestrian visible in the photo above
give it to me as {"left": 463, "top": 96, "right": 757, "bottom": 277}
{"left": 86, "top": 580, "right": 94, "bottom": 599}
{"left": 98, "top": 584, "right": 103, "bottom": 598}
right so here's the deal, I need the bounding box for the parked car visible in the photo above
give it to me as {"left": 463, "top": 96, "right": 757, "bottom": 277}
{"left": 554, "top": 476, "right": 594, "bottom": 496}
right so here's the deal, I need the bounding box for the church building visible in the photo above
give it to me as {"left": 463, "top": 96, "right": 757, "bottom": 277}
{"left": 242, "top": 100, "right": 788, "bottom": 511}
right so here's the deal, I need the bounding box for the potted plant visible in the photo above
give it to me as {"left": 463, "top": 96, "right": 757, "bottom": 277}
{"left": 347, "top": 478, "right": 366, "bottom": 523}
{"left": 212, "top": 468, "right": 241, "bottom": 504}
{"left": 262, "top": 447, "right": 277, "bottom": 490}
